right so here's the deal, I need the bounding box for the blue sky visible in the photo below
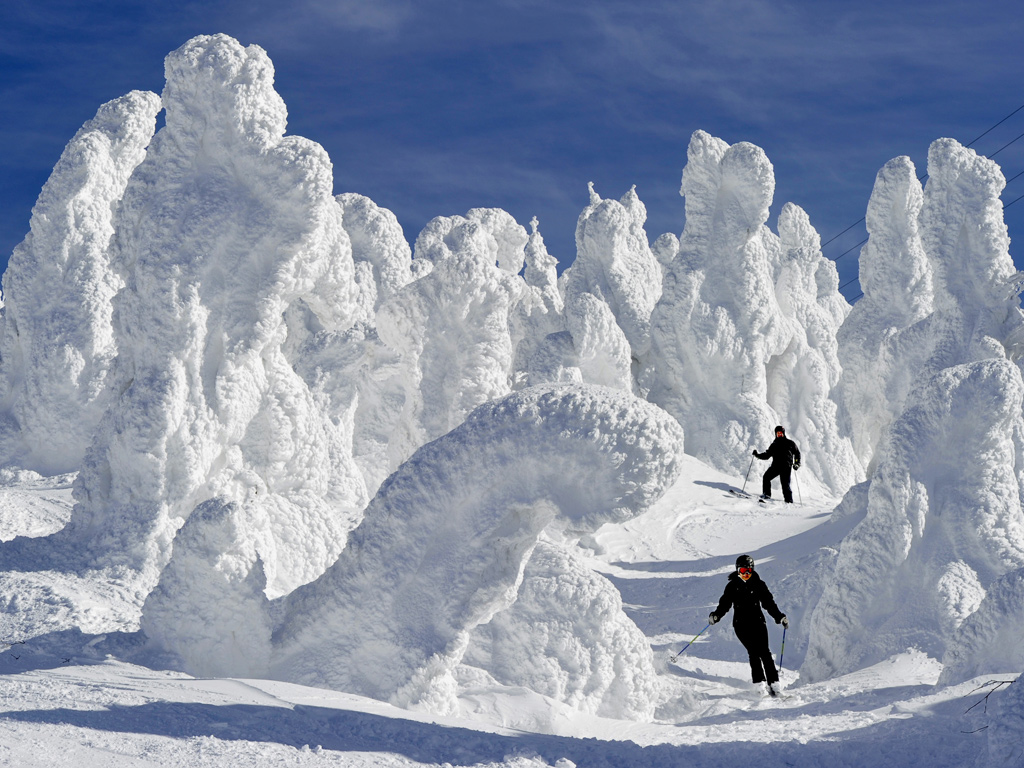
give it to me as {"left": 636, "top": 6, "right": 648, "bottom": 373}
{"left": 3, "top": 0, "right": 1024, "bottom": 301}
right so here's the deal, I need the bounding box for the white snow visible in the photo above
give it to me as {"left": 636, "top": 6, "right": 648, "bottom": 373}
{"left": 2, "top": 31, "right": 1024, "bottom": 768}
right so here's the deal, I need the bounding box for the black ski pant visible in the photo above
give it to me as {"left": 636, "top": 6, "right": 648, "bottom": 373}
{"left": 734, "top": 619, "right": 778, "bottom": 685}
{"left": 762, "top": 464, "right": 793, "bottom": 503}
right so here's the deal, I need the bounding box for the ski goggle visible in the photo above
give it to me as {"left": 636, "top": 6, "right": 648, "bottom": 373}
{"left": 738, "top": 567, "right": 753, "bottom": 575}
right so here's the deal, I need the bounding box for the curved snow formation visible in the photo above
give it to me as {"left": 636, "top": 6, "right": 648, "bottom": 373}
{"left": 269, "top": 384, "right": 684, "bottom": 714}
{"left": 0, "top": 91, "right": 162, "bottom": 475}
{"left": 939, "top": 568, "right": 1024, "bottom": 685}
{"left": 803, "top": 139, "right": 1024, "bottom": 682}
{"left": 837, "top": 156, "right": 934, "bottom": 474}
{"left": 642, "top": 130, "right": 856, "bottom": 491}
{"left": 64, "top": 34, "right": 370, "bottom": 597}
{"left": 464, "top": 538, "right": 658, "bottom": 721}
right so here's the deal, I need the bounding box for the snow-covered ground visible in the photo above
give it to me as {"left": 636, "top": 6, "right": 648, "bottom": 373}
{"left": 1, "top": 460, "right": 1011, "bottom": 767}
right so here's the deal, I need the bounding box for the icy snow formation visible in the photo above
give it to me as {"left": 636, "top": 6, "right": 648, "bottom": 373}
{"left": 939, "top": 568, "right": 1024, "bottom": 684}
{"left": 802, "top": 359, "right": 1024, "bottom": 681}
{"left": 981, "top": 675, "right": 1024, "bottom": 768}
{"left": 563, "top": 183, "right": 662, "bottom": 365}
{"left": 377, "top": 210, "right": 526, "bottom": 445}
{"left": 0, "top": 91, "right": 161, "bottom": 475}
{"left": 641, "top": 131, "right": 856, "bottom": 492}
{"left": 837, "top": 157, "right": 934, "bottom": 473}
{"left": 269, "top": 384, "right": 684, "bottom": 714}
{"left": 464, "top": 538, "right": 658, "bottom": 721}
{"left": 62, "top": 35, "right": 369, "bottom": 598}
{"left": 141, "top": 497, "right": 273, "bottom": 678}
{"left": 771, "top": 203, "right": 859, "bottom": 492}
{"left": 509, "top": 219, "right": 572, "bottom": 389}
{"left": 803, "top": 139, "right": 1024, "bottom": 683}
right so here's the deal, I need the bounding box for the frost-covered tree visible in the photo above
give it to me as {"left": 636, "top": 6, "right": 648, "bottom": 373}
{"left": 0, "top": 91, "right": 161, "bottom": 475}
{"left": 803, "top": 139, "right": 1024, "bottom": 683}
{"left": 771, "top": 203, "right": 860, "bottom": 492}
{"left": 837, "top": 157, "right": 935, "bottom": 473}
{"left": 509, "top": 219, "right": 571, "bottom": 389}
{"left": 377, "top": 209, "right": 526, "bottom": 445}
{"left": 563, "top": 183, "right": 662, "bottom": 371}
{"left": 63, "top": 34, "right": 370, "bottom": 599}
{"left": 643, "top": 130, "right": 855, "bottom": 493}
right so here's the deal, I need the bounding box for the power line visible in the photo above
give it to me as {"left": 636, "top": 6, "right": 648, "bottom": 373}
{"left": 965, "top": 101, "right": 1024, "bottom": 148}
{"left": 1005, "top": 191, "right": 1024, "bottom": 210}
{"left": 821, "top": 99, "right": 1024, "bottom": 256}
{"left": 821, "top": 217, "right": 865, "bottom": 248}
{"left": 988, "top": 128, "right": 1024, "bottom": 160}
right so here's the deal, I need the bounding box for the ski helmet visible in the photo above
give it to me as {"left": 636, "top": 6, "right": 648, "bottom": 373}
{"left": 736, "top": 554, "right": 754, "bottom": 570}
{"left": 774, "top": 425, "right": 785, "bottom": 435}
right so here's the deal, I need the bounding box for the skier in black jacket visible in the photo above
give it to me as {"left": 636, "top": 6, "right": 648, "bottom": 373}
{"left": 709, "top": 554, "right": 788, "bottom": 696}
{"left": 753, "top": 425, "right": 801, "bottom": 503}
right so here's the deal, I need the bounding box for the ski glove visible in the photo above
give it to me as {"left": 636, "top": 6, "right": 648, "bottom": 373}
{"left": 781, "top": 616, "right": 789, "bottom": 629}
{"left": 793, "top": 459, "right": 800, "bottom": 470}
{"left": 708, "top": 612, "right": 719, "bottom": 625}
{"left": 752, "top": 449, "right": 758, "bottom": 456}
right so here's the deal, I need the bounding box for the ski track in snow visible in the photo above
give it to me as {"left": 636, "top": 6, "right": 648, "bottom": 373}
{"left": 0, "top": 463, "right": 1010, "bottom": 768}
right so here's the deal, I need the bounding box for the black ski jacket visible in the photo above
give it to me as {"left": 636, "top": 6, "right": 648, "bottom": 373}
{"left": 711, "top": 572, "right": 785, "bottom": 628}
{"left": 755, "top": 436, "right": 800, "bottom": 470}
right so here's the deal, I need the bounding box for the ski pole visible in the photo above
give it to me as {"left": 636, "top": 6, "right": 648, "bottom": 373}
{"left": 669, "top": 623, "right": 711, "bottom": 663}
{"left": 778, "top": 625, "right": 787, "bottom": 672}
{"left": 741, "top": 456, "right": 754, "bottom": 494}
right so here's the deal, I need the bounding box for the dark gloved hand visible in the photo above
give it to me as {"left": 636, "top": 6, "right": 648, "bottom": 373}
{"left": 708, "top": 613, "right": 719, "bottom": 625}
{"left": 781, "top": 615, "right": 789, "bottom": 629}
{"left": 793, "top": 459, "right": 800, "bottom": 470}
{"left": 752, "top": 449, "right": 758, "bottom": 456}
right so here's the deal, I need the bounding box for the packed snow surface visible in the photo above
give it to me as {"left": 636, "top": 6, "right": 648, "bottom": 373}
{"left": 0, "top": 463, "right": 1017, "bottom": 767}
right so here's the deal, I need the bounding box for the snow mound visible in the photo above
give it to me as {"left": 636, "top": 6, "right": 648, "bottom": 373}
{"left": 940, "top": 568, "right": 1024, "bottom": 684}
{"left": 0, "top": 90, "right": 161, "bottom": 475}
{"left": 141, "top": 497, "right": 273, "bottom": 678}
{"left": 465, "top": 539, "right": 658, "bottom": 721}
{"left": 268, "top": 384, "right": 684, "bottom": 714}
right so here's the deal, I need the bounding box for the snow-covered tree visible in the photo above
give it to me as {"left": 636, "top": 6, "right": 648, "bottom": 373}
{"left": 64, "top": 34, "right": 370, "bottom": 599}
{"left": 803, "top": 139, "right": 1024, "bottom": 683}
{"left": 0, "top": 91, "right": 161, "bottom": 475}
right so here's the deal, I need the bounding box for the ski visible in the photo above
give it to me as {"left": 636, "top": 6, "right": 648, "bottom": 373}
{"left": 727, "top": 488, "right": 754, "bottom": 499}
